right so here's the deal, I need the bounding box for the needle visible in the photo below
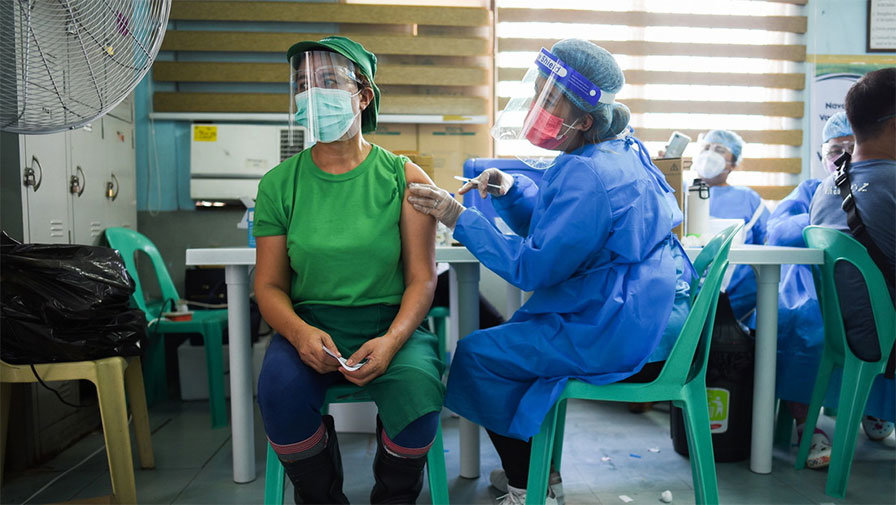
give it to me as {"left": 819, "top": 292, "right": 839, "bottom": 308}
{"left": 454, "top": 175, "right": 502, "bottom": 189}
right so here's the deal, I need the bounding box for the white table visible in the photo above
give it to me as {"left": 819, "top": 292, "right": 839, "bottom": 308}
{"left": 684, "top": 244, "right": 823, "bottom": 474}
{"left": 185, "top": 245, "right": 483, "bottom": 483}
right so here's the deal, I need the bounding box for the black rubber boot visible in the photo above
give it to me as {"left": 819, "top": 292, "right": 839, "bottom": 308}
{"left": 281, "top": 415, "right": 349, "bottom": 505}
{"left": 370, "top": 416, "right": 428, "bottom": 504}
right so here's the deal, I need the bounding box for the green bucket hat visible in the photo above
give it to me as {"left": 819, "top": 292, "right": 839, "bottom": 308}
{"left": 286, "top": 36, "right": 380, "bottom": 133}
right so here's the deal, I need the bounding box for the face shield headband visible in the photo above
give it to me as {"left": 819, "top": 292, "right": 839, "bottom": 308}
{"left": 491, "top": 48, "right": 615, "bottom": 169}
{"left": 289, "top": 51, "right": 366, "bottom": 147}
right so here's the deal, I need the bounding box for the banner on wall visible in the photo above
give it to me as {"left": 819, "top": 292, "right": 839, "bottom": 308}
{"left": 810, "top": 63, "right": 888, "bottom": 179}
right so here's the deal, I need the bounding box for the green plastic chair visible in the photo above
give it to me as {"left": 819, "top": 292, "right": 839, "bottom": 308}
{"left": 264, "top": 307, "right": 451, "bottom": 505}
{"left": 525, "top": 225, "right": 742, "bottom": 505}
{"left": 104, "top": 227, "right": 228, "bottom": 428}
{"left": 795, "top": 226, "right": 895, "bottom": 499}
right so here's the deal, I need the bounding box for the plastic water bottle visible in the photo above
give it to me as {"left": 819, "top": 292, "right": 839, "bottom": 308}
{"left": 247, "top": 207, "right": 256, "bottom": 248}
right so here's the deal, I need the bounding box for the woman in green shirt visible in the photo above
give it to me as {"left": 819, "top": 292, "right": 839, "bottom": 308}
{"left": 253, "top": 36, "right": 444, "bottom": 504}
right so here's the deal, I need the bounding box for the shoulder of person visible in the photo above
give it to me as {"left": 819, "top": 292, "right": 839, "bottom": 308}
{"left": 258, "top": 152, "right": 304, "bottom": 188}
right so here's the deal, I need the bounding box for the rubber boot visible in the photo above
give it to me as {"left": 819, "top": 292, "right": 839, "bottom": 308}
{"left": 281, "top": 415, "right": 349, "bottom": 504}
{"left": 370, "top": 416, "right": 428, "bottom": 504}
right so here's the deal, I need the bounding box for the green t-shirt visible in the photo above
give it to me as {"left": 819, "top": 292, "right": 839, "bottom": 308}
{"left": 253, "top": 144, "right": 408, "bottom": 306}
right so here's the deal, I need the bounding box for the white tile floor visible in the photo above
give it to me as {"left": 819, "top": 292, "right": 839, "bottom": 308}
{"left": 2, "top": 398, "right": 894, "bottom": 504}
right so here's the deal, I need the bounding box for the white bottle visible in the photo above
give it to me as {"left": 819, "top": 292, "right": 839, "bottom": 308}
{"left": 686, "top": 178, "right": 710, "bottom": 237}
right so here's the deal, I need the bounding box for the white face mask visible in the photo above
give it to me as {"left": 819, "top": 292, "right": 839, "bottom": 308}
{"left": 693, "top": 150, "right": 727, "bottom": 179}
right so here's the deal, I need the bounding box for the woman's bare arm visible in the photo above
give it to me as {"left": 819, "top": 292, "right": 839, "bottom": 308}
{"left": 342, "top": 161, "right": 437, "bottom": 384}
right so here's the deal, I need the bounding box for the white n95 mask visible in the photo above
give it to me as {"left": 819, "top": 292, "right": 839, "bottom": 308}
{"left": 692, "top": 150, "right": 727, "bottom": 179}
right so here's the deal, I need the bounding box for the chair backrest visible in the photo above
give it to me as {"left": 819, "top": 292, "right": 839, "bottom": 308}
{"left": 803, "top": 226, "right": 895, "bottom": 365}
{"left": 104, "top": 227, "right": 180, "bottom": 318}
{"left": 658, "top": 224, "right": 741, "bottom": 386}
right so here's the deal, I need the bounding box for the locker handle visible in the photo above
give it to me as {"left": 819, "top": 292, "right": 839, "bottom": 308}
{"left": 106, "top": 174, "right": 119, "bottom": 201}
{"left": 70, "top": 166, "right": 85, "bottom": 197}
{"left": 23, "top": 155, "right": 43, "bottom": 191}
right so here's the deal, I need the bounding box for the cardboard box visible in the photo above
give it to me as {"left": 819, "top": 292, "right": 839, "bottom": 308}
{"left": 366, "top": 124, "right": 418, "bottom": 152}
{"left": 418, "top": 124, "right": 491, "bottom": 194}
{"left": 652, "top": 157, "right": 684, "bottom": 238}
{"left": 394, "top": 150, "right": 435, "bottom": 180}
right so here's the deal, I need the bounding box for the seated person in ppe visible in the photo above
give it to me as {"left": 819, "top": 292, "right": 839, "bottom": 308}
{"left": 408, "top": 39, "right": 693, "bottom": 505}
{"left": 252, "top": 36, "right": 444, "bottom": 505}
{"left": 808, "top": 67, "right": 896, "bottom": 452}
{"left": 770, "top": 111, "right": 860, "bottom": 469}
{"left": 691, "top": 129, "right": 770, "bottom": 326}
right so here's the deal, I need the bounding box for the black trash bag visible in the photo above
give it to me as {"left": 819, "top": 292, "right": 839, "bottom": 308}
{"left": 671, "top": 292, "right": 755, "bottom": 462}
{"left": 0, "top": 232, "right": 146, "bottom": 364}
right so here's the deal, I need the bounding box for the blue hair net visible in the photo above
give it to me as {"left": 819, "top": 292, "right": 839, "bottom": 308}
{"left": 550, "top": 39, "right": 628, "bottom": 139}
{"left": 703, "top": 129, "right": 744, "bottom": 162}
{"left": 822, "top": 111, "right": 853, "bottom": 142}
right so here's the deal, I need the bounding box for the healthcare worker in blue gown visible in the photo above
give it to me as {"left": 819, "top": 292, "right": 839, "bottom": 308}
{"left": 407, "top": 39, "right": 692, "bottom": 505}
{"left": 691, "top": 129, "right": 770, "bottom": 325}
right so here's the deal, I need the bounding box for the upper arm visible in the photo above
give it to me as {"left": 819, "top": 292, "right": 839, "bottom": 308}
{"left": 400, "top": 161, "right": 437, "bottom": 286}
{"left": 254, "top": 235, "right": 291, "bottom": 295}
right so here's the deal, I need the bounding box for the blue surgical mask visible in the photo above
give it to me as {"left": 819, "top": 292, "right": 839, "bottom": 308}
{"left": 294, "top": 88, "right": 361, "bottom": 143}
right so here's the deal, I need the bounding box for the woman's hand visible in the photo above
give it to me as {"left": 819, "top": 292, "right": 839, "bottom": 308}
{"left": 339, "top": 335, "right": 401, "bottom": 386}
{"left": 457, "top": 167, "right": 514, "bottom": 199}
{"left": 290, "top": 326, "right": 342, "bottom": 374}
{"left": 407, "top": 183, "right": 466, "bottom": 229}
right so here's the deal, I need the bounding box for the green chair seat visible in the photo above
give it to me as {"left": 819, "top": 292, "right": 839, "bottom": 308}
{"left": 525, "top": 225, "right": 742, "bottom": 505}
{"left": 104, "top": 227, "right": 228, "bottom": 429}
{"left": 794, "top": 226, "right": 895, "bottom": 499}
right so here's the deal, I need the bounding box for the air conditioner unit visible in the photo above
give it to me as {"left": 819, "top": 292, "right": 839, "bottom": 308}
{"left": 190, "top": 124, "right": 303, "bottom": 201}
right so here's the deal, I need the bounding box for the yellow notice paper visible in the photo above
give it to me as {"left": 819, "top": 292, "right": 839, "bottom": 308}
{"left": 193, "top": 125, "right": 217, "bottom": 142}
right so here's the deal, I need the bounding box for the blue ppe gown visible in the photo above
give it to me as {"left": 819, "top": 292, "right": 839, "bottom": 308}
{"left": 709, "top": 185, "right": 770, "bottom": 325}
{"left": 768, "top": 179, "right": 825, "bottom": 405}
{"left": 445, "top": 137, "right": 683, "bottom": 440}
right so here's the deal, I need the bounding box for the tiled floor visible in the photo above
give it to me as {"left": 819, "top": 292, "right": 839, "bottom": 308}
{"left": 2, "top": 399, "right": 894, "bottom": 504}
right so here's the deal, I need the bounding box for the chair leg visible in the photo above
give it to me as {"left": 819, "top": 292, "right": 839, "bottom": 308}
{"left": 125, "top": 357, "right": 155, "bottom": 469}
{"left": 426, "top": 419, "right": 449, "bottom": 505}
{"left": 203, "top": 322, "right": 228, "bottom": 429}
{"left": 95, "top": 358, "right": 138, "bottom": 505}
{"left": 551, "top": 399, "right": 567, "bottom": 474}
{"left": 825, "top": 363, "right": 877, "bottom": 499}
{"left": 681, "top": 386, "right": 720, "bottom": 505}
{"left": 143, "top": 332, "right": 168, "bottom": 405}
{"left": 1, "top": 382, "right": 10, "bottom": 484}
{"left": 264, "top": 443, "right": 286, "bottom": 505}
{"left": 774, "top": 400, "right": 794, "bottom": 449}
{"left": 796, "top": 354, "right": 835, "bottom": 470}
{"left": 525, "top": 401, "right": 560, "bottom": 505}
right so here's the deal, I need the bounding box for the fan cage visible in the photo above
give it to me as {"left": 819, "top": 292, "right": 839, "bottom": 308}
{"left": 0, "top": 0, "right": 170, "bottom": 134}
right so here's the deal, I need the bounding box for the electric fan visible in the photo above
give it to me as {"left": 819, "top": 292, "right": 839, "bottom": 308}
{"left": 0, "top": 0, "right": 170, "bottom": 134}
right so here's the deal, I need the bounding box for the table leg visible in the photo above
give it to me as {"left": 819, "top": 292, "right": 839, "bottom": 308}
{"left": 452, "top": 263, "right": 481, "bottom": 479}
{"left": 750, "top": 264, "right": 781, "bottom": 474}
{"left": 225, "top": 265, "right": 256, "bottom": 483}
{"left": 505, "top": 283, "right": 523, "bottom": 317}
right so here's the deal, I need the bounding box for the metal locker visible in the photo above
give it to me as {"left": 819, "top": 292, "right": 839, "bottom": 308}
{"left": 103, "top": 116, "right": 137, "bottom": 230}
{"left": 69, "top": 122, "right": 107, "bottom": 245}
{"left": 20, "top": 132, "right": 71, "bottom": 244}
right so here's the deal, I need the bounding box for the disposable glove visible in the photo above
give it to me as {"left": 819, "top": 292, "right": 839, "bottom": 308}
{"left": 407, "top": 183, "right": 466, "bottom": 229}
{"left": 457, "top": 167, "right": 514, "bottom": 199}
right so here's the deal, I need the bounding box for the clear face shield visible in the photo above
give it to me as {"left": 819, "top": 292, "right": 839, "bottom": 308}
{"left": 491, "top": 48, "right": 614, "bottom": 169}
{"left": 820, "top": 138, "right": 855, "bottom": 173}
{"left": 289, "top": 51, "right": 366, "bottom": 147}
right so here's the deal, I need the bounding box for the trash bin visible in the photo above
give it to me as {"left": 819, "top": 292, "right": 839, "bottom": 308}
{"left": 671, "top": 293, "right": 754, "bottom": 462}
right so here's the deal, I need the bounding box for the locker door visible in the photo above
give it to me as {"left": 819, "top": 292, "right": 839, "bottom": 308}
{"left": 103, "top": 116, "right": 137, "bottom": 229}
{"left": 69, "top": 122, "right": 107, "bottom": 245}
{"left": 21, "top": 132, "right": 71, "bottom": 243}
